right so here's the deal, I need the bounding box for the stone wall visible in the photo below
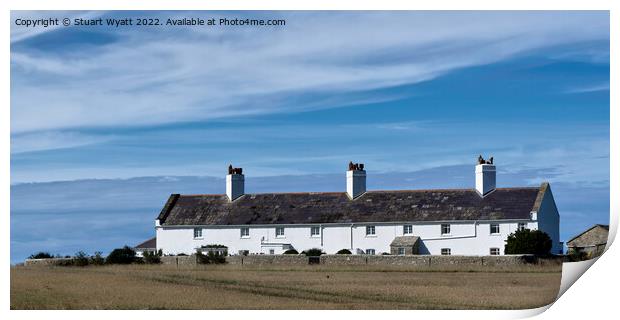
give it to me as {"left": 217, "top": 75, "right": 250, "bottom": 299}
{"left": 226, "top": 254, "right": 561, "bottom": 269}
{"left": 227, "top": 255, "right": 308, "bottom": 265}
{"left": 161, "top": 255, "right": 197, "bottom": 266}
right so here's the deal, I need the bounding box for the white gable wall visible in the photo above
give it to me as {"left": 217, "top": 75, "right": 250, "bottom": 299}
{"left": 535, "top": 186, "right": 562, "bottom": 254}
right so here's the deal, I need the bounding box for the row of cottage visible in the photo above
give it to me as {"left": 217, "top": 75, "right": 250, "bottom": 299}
{"left": 141, "top": 157, "right": 562, "bottom": 256}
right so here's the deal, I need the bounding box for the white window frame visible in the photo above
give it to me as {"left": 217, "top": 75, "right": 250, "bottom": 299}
{"left": 240, "top": 227, "right": 250, "bottom": 238}
{"left": 365, "top": 249, "right": 376, "bottom": 255}
{"left": 403, "top": 224, "right": 413, "bottom": 235}
{"left": 441, "top": 224, "right": 451, "bottom": 235}
{"left": 276, "top": 227, "right": 285, "bottom": 238}
{"left": 490, "top": 223, "right": 500, "bottom": 235}
{"left": 441, "top": 248, "right": 451, "bottom": 255}
{"left": 193, "top": 228, "right": 203, "bottom": 239}
{"left": 366, "top": 225, "right": 376, "bottom": 236}
{"left": 310, "top": 226, "right": 321, "bottom": 237}
{"left": 397, "top": 247, "right": 406, "bottom": 255}
{"left": 490, "top": 248, "right": 500, "bottom": 255}
{"left": 517, "top": 223, "right": 527, "bottom": 231}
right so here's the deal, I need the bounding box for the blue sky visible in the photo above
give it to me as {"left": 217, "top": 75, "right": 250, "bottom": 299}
{"left": 10, "top": 11, "right": 609, "bottom": 263}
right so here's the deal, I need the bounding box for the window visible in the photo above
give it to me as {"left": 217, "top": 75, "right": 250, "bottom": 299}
{"left": 240, "top": 227, "right": 249, "bottom": 238}
{"left": 311, "top": 226, "right": 320, "bottom": 237}
{"left": 398, "top": 247, "right": 406, "bottom": 255}
{"left": 276, "top": 227, "right": 285, "bottom": 238}
{"left": 517, "top": 223, "right": 527, "bottom": 231}
{"left": 269, "top": 249, "right": 275, "bottom": 255}
{"left": 441, "top": 248, "right": 451, "bottom": 255}
{"left": 490, "top": 223, "right": 500, "bottom": 234}
{"left": 490, "top": 248, "right": 500, "bottom": 255}
{"left": 193, "top": 228, "right": 202, "bottom": 239}
{"left": 441, "top": 224, "right": 451, "bottom": 235}
{"left": 366, "top": 225, "right": 376, "bottom": 236}
{"left": 403, "top": 224, "right": 413, "bottom": 235}
{"left": 365, "top": 249, "right": 376, "bottom": 255}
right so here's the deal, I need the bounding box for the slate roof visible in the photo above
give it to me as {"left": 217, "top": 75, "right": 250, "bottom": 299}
{"left": 134, "top": 237, "right": 156, "bottom": 249}
{"left": 566, "top": 224, "right": 609, "bottom": 247}
{"left": 390, "top": 236, "right": 420, "bottom": 247}
{"left": 156, "top": 183, "right": 548, "bottom": 226}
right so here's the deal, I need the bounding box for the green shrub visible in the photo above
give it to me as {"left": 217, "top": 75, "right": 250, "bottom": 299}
{"left": 303, "top": 248, "right": 324, "bottom": 256}
{"left": 106, "top": 246, "right": 137, "bottom": 264}
{"left": 73, "top": 251, "right": 90, "bottom": 266}
{"left": 90, "top": 251, "right": 105, "bottom": 265}
{"left": 196, "top": 251, "right": 226, "bottom": 264}
{"left": 28, "top": 252, "right": 53, "bottom": 259}
{"left": 143, "top": 249, "right": 163, "bottom": 264}
{"left": 567, "top": 250, "right": 589, "bottom": 262}
{"left": 283, "top": 249, "right": 299, "bottom": 254}
{"left": 336, "top": 249, "right": 352, "bottom": 254}
{"left": 504, "top": 229, "right": 552, "bottom": 255}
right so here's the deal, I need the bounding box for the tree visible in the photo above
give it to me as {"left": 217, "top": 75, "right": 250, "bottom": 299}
{"left": 504, "top": 229, "right": 552, "bottom": 255}
{"left": 106, "top": 246, "right": 137, "bottom": 264}
{"left": 336, "top": 249, "right": 352, "bottom": 255}
{"left": 283, "top": 249, "right": 299, "bottom": 254}
{"left": 28, "top": 252, "right": 53, "bottom": 259}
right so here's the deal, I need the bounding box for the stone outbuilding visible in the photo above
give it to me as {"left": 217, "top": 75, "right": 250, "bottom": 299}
{"left": 390, "top": 236, "right": 420, "bottom": 255}
{"left": 566, "top": 224, "right": 609, "bottom": 259}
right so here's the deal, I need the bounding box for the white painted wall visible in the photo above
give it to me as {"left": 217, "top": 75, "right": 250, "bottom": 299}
{"left": 156, "top": 220, "right": 539, "bottom": 256}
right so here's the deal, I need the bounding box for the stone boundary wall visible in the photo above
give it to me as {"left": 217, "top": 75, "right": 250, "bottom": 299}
{"left": 161, "top": 255, "right": 197, "bottom": 266}
{"left": 227, "top": 255, "right": 309, "bottom": 265}
{"left": 24, "top": 255, "right": 563, "bottom": 269}
{"left": 24, "top": 258, "right": 74, "bottom": 266}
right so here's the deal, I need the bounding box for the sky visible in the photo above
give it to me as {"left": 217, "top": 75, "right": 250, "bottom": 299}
{"left": 10, "top": 11, "right": 609, "bottom": 263}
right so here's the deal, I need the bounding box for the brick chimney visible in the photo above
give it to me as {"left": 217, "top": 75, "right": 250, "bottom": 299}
{"left": 226, "top": 164, "right": 244, "bottom": 201}
{"left": 346, "top": 161, "right": 366, "bottom": 199}
{"left": 475, "top": 155, "right": 496, "bottom": 196}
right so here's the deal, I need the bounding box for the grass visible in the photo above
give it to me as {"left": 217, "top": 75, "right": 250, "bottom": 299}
{"left": 10, "top": 264, "right": 561, "bottom": 310}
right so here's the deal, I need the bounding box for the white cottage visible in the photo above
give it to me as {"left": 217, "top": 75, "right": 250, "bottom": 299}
{"left": 155, "top": 157, "right": 561, "bottom": 256}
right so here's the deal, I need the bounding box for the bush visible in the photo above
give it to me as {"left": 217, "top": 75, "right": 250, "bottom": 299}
{"left": 73, "top": 251, "right": 90, "bottom": 266}
{"left": 28, "top": 252, "right": 53, "bottom": 259}
{"left": 504, "top": 229, "right": 552, "bottom": 255}
{"left": 106, "top": 246, "right": 137, "bottom": 264}
{"left": 567, "top": 250, "right": 589, "bottom": 262}
{"left": 90, "top": 251, "right": 105, "bottom": 265}
{"left": 303, "top": 248, "right": 324, "bottom": 256}
{"left": 336, "top": 249, "right": 352, "bottom": 255}
{"left": 283, "top": 249, "right": 299, "bottom": 254}
{"left": 196, "top": 251, "right": 226, "bottom": 264}
{"left": 143, "top": 249, "right": 163, "bottom": 264}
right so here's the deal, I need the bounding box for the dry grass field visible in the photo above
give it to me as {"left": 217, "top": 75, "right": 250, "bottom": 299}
{"left": 11, "top": 264, "right": 561, "bottom": 310}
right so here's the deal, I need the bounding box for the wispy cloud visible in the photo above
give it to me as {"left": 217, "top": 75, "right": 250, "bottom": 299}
{"left": 11, "top": 11, "right": 609, "bottom": 134}
{"left": 11, "top": 131, "right": 114, "bottom": 154}
{"left": 563, "top": 82, "right": 610, "bottom": 94}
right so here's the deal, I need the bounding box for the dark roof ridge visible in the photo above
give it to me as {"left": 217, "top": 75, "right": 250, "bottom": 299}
{"left": 176, "top": 186, "right": 542, "bottom": 198}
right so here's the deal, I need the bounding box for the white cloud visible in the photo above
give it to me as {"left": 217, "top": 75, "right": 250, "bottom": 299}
{"left": 563, "top": 82, "right": 610, "bottom": 94}
{"left": 11, "top": 11, "right": 609, "bottom": 134}
{"left": 11, "top": 131, "right": 113, "bottom": 154}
